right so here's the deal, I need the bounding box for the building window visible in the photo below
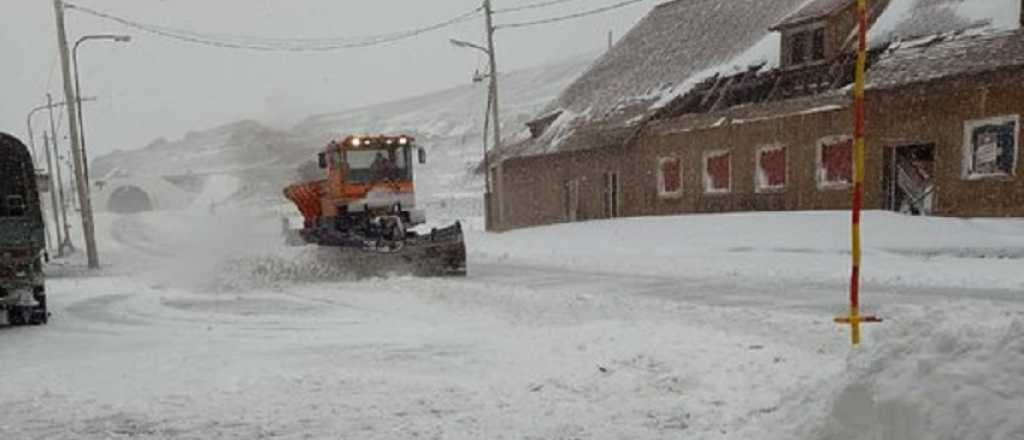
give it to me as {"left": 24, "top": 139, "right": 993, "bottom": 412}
{"left": 756, "top": 145, "right": 787, "bottom": 192}
{"left": 790, "top": 31, "right": 808, "bottom": 65}
{"left": 703, "top": 150, "right": 732, "bottom": 194}
{"left": 817, "top": 136, "right": 853, "bottom": 189}
{"left": 811, "top": 28, "right": 826, "bottom": 61}
{"left": 963, "top": 115, "right": 1019, "bottom": 179}
{"left": 657, "top": 157, "right": 683, "bottom": 198}
{"left": 562, "top": 179, "right": 579, "bottom": 222}
{"left": 603, "top": 171, "right": 621, "bottom": 218}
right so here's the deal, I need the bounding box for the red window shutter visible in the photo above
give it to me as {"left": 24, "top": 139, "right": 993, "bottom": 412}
{"left": 707, "top": 153, "right": 731, "bottom": 191}
{"left": 760, "top": 148, "right": 786, "bottom": 188}
{"left": 822, "top": 139, "right": 852, "bottom": 184}
{"left": 661, "top": 158, "right": 681, "bottom": 193}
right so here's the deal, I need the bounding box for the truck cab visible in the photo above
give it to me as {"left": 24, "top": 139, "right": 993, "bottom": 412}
{"left": 0, "top": 133, "right": 48, "bottom": 326}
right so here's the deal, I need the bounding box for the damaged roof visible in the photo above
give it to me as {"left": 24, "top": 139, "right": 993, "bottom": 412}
{"left": 499, "top": 0, "right": 1021, "bottom": 161}
{"left": 869, "top": 29, "right": 1024, "bottom": 90}
{"left": 498, "top": 0, "right": 812, "bottom": 159}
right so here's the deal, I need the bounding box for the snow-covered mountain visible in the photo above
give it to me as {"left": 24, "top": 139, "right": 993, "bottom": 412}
{"left": 92, "top": 53, "right": 595, "bottom": 208}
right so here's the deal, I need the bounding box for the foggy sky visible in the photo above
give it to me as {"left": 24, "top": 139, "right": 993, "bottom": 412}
{"left": 2, "top": 0, "right": 650, "bottom": 158}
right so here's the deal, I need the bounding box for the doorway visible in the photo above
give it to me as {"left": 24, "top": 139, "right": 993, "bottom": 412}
{"left": 883, "top": 144, "right": 936, "bottom": 216}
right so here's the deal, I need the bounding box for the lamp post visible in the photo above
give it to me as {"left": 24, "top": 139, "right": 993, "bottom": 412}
{"left": 27, "top": 97, "right": 98, "bottom": 164}
{"left": 450, "top": 35, "right": 500, "bottom": 228}
{"left": 73, "top": 34, "right": 130, "bottom": 189}
{"left": 26, "top": 96, "right": 95, "bottom": 254}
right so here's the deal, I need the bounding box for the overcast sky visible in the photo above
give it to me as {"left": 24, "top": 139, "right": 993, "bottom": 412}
{"left": 2, "top": 0, "right": 651, "bottom": 157}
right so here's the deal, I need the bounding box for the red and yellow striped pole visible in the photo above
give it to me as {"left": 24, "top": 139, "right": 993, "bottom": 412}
{"left": 836, "top": 0, "right": 881, "bottom": 345}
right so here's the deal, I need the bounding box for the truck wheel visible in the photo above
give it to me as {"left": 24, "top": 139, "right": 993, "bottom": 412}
{"left": 30, "top": 292, "right": 48, "bottom": 325}
{"left": 7, "top": 307, "right": 27, "bottom": 326}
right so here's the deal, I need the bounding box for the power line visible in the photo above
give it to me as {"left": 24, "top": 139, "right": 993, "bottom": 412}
{"left": 496, "top": 0, "right": 646, "bottom": 30}
{"left": 493, "top": 0, "right": 583, "bottom": 14}
{"left": 64, "top": 2, "right": 483, "bottom": 52}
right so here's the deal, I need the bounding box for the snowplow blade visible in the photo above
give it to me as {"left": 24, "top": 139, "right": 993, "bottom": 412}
{"left": 393, "top": 222, "right": 468, "bottom": 277}
{"left": 290, "top": 221, "right": 467, "bottom": 278}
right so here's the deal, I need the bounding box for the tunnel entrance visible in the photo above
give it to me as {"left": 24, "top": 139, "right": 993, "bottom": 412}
{"left": 108, "top": 185, "right": 154, "bottom": 214}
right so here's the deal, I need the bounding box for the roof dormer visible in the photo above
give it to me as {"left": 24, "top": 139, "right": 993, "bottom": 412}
{"left": 771, "top": 0, "right": 860, "bottom": 69}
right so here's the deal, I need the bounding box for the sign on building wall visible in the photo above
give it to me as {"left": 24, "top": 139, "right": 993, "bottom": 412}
{"left": 817, "top": 135, "right": 853, "bottom": 190}
{"left": 703, "top": 150, "right": 732, "bottom": 194}
{"left": 756, "top": 145, "right": 787, "bottom": 192}
{"left": 963, "top": 115, "right": 1019, "bottom": 179}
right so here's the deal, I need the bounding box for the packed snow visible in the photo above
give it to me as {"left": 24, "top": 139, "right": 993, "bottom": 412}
{"left": 3, "top": 204, "right": 1023, "bottom": 439}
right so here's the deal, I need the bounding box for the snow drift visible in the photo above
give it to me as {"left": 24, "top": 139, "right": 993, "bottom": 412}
{"left": 805, "top": 314, "right": 1024, "bottom": 440}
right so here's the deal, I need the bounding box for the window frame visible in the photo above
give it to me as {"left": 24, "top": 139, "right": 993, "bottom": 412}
{"left": 962, "top": 114, "right": 1019, "bottom": 180}
{"left": 702, "top": 149, "right": 732, "bottom": 195}
{"left": 811, "top": 27, "right": 826, "bottom": 61}
{"left": 790, "top": 30, "right": 808, "bottom": 65}
{"left": 656, "top": 157, "right": 684, "bottom": 199}
{"left": 755, "top": 144, "right": 788, "bottom": 193}
{"left": 816, "top": 135, "right": 854, "bottom": 190}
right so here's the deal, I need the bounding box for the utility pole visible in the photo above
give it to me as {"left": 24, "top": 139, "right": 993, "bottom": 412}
{"left": 47, "top": 93, "right": 74, "bottom": 256}
{"left": 482, "top": 0, "right": 502, "bottom": 226}
{"left": 482, "top": 0, "right": 501, "bottom": 157}
{"left": 42, "top": 132, "right": 65, "bottom": 257}
{"left": 52, "top": 0, "right": 100, "bottom": 269}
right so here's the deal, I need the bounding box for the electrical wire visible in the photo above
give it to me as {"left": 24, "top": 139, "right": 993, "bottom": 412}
{"left": 493, "top": 0, "right": 583, "bottom": 14}
{"left": 496, "top": 0, "right": 646, "bottom": 30}
{"left": 64, "top": 2, "right": 483, "bottom": 52}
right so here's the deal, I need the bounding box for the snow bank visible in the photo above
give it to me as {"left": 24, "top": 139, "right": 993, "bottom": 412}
{"left": 472, "top": 211, "right": 1024, "bottom": 289}
{"left": 807, "top": 314, "right": 1024, "bottom": 440}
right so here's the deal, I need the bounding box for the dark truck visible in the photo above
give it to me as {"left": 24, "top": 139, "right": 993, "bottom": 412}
{"left": 0, "top": 132, "right": 48, "bottom": 326}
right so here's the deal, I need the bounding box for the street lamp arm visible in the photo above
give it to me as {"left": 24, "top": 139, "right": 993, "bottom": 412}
{"left": 450, "top": 38, "right": 490, "bottom": 55}
{"left": 74, "top": 34, "right": 132, "bottom": 50}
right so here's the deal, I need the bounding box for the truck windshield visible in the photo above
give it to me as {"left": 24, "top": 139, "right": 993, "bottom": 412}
{"left": 346, "top": 147, "right": 411, "bottom": 183}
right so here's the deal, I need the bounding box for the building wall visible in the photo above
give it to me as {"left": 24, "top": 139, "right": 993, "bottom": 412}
{"left": 635, "top": 109, "right": 853, "bottom": 218}
{"left": 492, "top": 67, "right": 1024, "bottom": 231}
{"left": 497, "top": 146, "right": 628, "bottom": 230}
{"left": 869, "top": 68, "right": 1024, "bottom": 217}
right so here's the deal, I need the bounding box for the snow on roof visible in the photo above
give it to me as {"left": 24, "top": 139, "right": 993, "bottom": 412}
{"left": 499, "top": 0, "right": 812, "bottom": 158}
{"left": 552, "top": 0, "right": 810, "bottom": 119}
{"left": 773, "top": 0, "right": 852, "bottom": 29}
{"left": 499, "top": 0, "right": 1021, "bottom": 160}
{"left": 869, "top": 0, "right": 1021, "bottom": 45}
{"left": 869, "top": 29, "right": 1024, "bottom": 90}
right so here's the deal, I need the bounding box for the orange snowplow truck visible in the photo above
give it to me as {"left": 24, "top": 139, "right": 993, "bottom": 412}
{"left": 284, "top": 135, "right": 466, "bottom": 277}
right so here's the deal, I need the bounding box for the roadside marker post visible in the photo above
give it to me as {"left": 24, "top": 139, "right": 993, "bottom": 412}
{"left": 836, "top": 0, "right": 882, "bottom": 345}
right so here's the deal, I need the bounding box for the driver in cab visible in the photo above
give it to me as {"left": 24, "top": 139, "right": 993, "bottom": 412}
{"left": 371, "top": 152, "right": 398, "bottom": 181}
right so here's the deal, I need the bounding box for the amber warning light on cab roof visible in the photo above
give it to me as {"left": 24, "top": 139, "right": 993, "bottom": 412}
{"left": 341, "top": 135, "right": 414, "bottom": 148}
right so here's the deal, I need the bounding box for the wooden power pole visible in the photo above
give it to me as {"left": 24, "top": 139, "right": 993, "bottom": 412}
{"left": 51, "top": 0, "right": 100, "bottom": 269}
{"left": 482, "top": 0, "right": 502, "bottom": 225}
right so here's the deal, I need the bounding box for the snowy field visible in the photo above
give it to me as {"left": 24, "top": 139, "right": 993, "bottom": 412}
{"left": 2, "top": 205, "right": 1023, "bottom": 439}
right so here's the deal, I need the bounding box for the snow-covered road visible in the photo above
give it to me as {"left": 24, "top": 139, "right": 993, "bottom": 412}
{"left": 2, "top": 209, "right": 1023, "bottom": 439}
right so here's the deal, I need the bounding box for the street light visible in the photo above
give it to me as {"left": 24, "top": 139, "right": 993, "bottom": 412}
{"left": 450, "top": 38, "right": 490, "bottom": 55}
{"left": 73, "top": 34, "right": 130, "bottom": 188}
{"left": 450, "top": 36, "right": 501, "bottom": 227}
{"left": 27, "top": 96, "right": 97, "bottom": 163}
{"left": 26, "top": 96, "right": 98, "bottom": 256}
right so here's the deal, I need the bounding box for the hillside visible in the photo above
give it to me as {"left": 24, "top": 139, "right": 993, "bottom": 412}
{"left": 91, "top": 53, "right": 596, "bottom": 210}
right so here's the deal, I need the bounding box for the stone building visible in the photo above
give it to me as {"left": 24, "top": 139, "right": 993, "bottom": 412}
{"left": 488, "top": 0, "right": 1023, "bottom": 231}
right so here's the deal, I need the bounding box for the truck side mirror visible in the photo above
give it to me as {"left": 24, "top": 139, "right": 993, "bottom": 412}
{"left": 318, "top": 152, "right": 327, "bottom": 169}
{"left": 418, "top": 148, "right": 427, "bottom": 165}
